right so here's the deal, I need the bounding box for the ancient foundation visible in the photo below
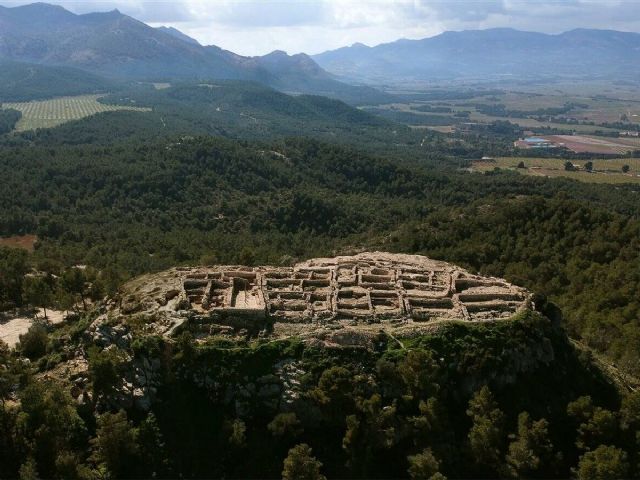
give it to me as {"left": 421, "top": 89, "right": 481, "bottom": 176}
{"left": 165, "top": 252, "right": 531, "bottom": 325}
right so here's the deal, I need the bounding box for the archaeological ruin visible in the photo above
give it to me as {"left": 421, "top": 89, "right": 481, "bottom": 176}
{"left": 115, "top": 253, "right": 533, "bottom": 334}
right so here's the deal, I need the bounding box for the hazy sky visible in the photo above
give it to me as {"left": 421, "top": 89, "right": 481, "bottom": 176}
{"left": 3, "top": 0, "right": 640, "bottom": 55}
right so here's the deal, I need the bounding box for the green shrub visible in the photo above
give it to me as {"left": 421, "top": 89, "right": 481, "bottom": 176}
{"left": 18, "top": 323, "right": 48, "bottom": 360}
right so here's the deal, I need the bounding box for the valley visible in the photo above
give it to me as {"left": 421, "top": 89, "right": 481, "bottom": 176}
{"left": 364, "top": 84, "right": 640, "bottom": 138}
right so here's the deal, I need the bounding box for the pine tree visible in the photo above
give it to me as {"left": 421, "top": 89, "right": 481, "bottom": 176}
{"left": 568, "top": 396, "right": 618, "bottom": 451}
{"left": 90, "top": 410, "right": 139, "bottom": 478}
{"left": 576, "top": 445, "right": 629, "bottom": 480}
{"left": 24, "top": 275, "right": 53, "bottom": 320}
{"left": 408, "top": 448, "right": 445, "bottom": 480}
{"left": 505, "top": 412, "right": 553, "bottom": 478}
{"left": 282, "top": 444, "right": 326, "bottom": 480}
{"left": 466, "top": 386, "right": 506, "bottom": 474}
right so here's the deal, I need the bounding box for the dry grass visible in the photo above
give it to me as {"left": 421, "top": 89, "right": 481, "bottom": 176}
{"left": 0, "top": 234, "right": 38, "bottom": 252}
{"left": 472, "top": 157, "right": 640, "bottom": 184}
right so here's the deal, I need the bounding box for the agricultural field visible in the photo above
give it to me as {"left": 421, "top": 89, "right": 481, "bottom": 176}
{"left": 369, "top": 84, "right": 640, "bottom": 135}
{"left": 471, "top": 156, "right": 640, "bottom": 184}
{"left": 1, "top": 94, "right": 151, "bottom": 131}
{"left": 414, "top": 125, "right": 455, "bottom": 134}
{"left": 536, "top": 135, "right": 640, "bottom": 154}
{"left": 477, "top": 88, "right": 640, "bottom": 125}
{"left": 468, "top": 112, "right": 620, "bottom": 134}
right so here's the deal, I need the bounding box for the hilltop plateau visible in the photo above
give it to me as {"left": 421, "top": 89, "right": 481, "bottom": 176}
{"left": 2, "top": 252, "right": 638, "bottom": 479}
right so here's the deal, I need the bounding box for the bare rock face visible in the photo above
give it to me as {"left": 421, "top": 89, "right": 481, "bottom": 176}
{"left": 110, "top": 252, "right": 533, "bottom": 337}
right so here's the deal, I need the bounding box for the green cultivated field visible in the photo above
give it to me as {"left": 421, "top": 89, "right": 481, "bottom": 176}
{"left": 2, "top": 94, "right": 151, "bottom": 131}
{"left": 472, "top": 156, "right": 640, "bottom": 184}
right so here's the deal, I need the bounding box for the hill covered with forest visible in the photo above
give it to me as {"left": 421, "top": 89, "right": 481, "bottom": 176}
{"left": 1, "top": 134, "right": 638, "bottom": 377}
{"left": 0, "top": 100, "right": 639, "bottom": 480}
{"left": 1, "top": 247, "right": 639, "bottom": 478}
{"left": 0, "top": 246, "right": 640, "bottom": 480}
{"left": 0, "top": 60, "right": 119, "bottom": 102}
{"left": 0, "top": 80, "right": 407, "bottom": 149}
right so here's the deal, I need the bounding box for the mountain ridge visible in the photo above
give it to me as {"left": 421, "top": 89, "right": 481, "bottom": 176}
{"left": 156, "top": 25, "right": 201, "bottom": 45}
{"left": 0, "top": 2, "right": 391, "bottom": 104}
{"left": 313, "top": 27, "right": 640, "bottom": 84}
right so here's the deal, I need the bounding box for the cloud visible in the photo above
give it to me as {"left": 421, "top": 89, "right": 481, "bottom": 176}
{"left": 211, "top": 0, "right": 329, "bottom": 27}
{"left": 18, "top": 0, "right": 332, "bottom": 25}
{"left": 2, "top": 0, "right": 640, "bottom": 54}
{"left": 409, "top": 0, "right": 507, "bottom": 22}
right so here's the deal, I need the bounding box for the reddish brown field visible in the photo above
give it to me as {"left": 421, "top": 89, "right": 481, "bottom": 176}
{"left": 0, "top": 234, "right": 38, "bottom": 252}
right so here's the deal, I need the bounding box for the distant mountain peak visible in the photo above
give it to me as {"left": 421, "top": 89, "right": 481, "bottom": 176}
{"left": 18, "top": 2, "right": 67, "bottom": 11}
{"left": 81, "top": 8, "right": 125, "bottom": 20}
{"left": 262, "top": 50, "right": 292, "bottom": 58}
{"left": 258, "top": 50, "right": 321, "bottom": 72}
{"left": 0, "top": 2, "right": 389, "bottom": 105}
{"left": 156, "top": 25, "right": 201, "bottom": 46}
{"left": 8, "top": 2, "right": 75, "bottom": 17}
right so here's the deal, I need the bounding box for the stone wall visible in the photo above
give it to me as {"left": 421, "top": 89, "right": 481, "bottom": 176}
{"left": 169, "top": 252, "right": 532, "bottom": 326}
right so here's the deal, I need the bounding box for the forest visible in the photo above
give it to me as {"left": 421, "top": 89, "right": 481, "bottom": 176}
{"left": 1, "top": 80, "right": 640, "bottom": 479}
{"left": 0, "top": 133, "right": 638, "bottom": 375}
{"left": 0, "top": 61, "right": 118, "bottom": 102}
{"left": 0, "top": 109, "right": 21, "bottom": 135}
{"left": 1, "top": 310, "right": 639, "bottom": 479}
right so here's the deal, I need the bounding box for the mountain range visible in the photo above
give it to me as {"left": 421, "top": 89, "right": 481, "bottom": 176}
{"left": 313, "top": 28, "right": 640, "bottom": 84}
{"left": 2, "top": 3, "right": 640, "bottom": 97}
{"left": 0, "top": 2, "right": 391, "bottom": 104}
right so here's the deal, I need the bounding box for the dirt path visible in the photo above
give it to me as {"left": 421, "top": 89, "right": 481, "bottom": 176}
{"left": 0, "top": 316, "right": 33, "bottom": 347}
{"left": 0, "top": 309, "right": 66, "bottom": 348}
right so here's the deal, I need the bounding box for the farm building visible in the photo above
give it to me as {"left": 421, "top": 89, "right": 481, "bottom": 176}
{"left": 515, "top": 134, "right": 640, "bottom": 155}
{"left": 514, "top": 137, "right": 557, "bottom": 149}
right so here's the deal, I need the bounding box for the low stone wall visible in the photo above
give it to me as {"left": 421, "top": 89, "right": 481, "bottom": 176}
{"left": 114, "top": 252, "right": 533, "bottom": 332}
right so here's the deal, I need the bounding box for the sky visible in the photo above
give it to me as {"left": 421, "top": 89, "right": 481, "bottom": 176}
{"left": 3, "top": 0, "right": 640, "bottom": 56}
